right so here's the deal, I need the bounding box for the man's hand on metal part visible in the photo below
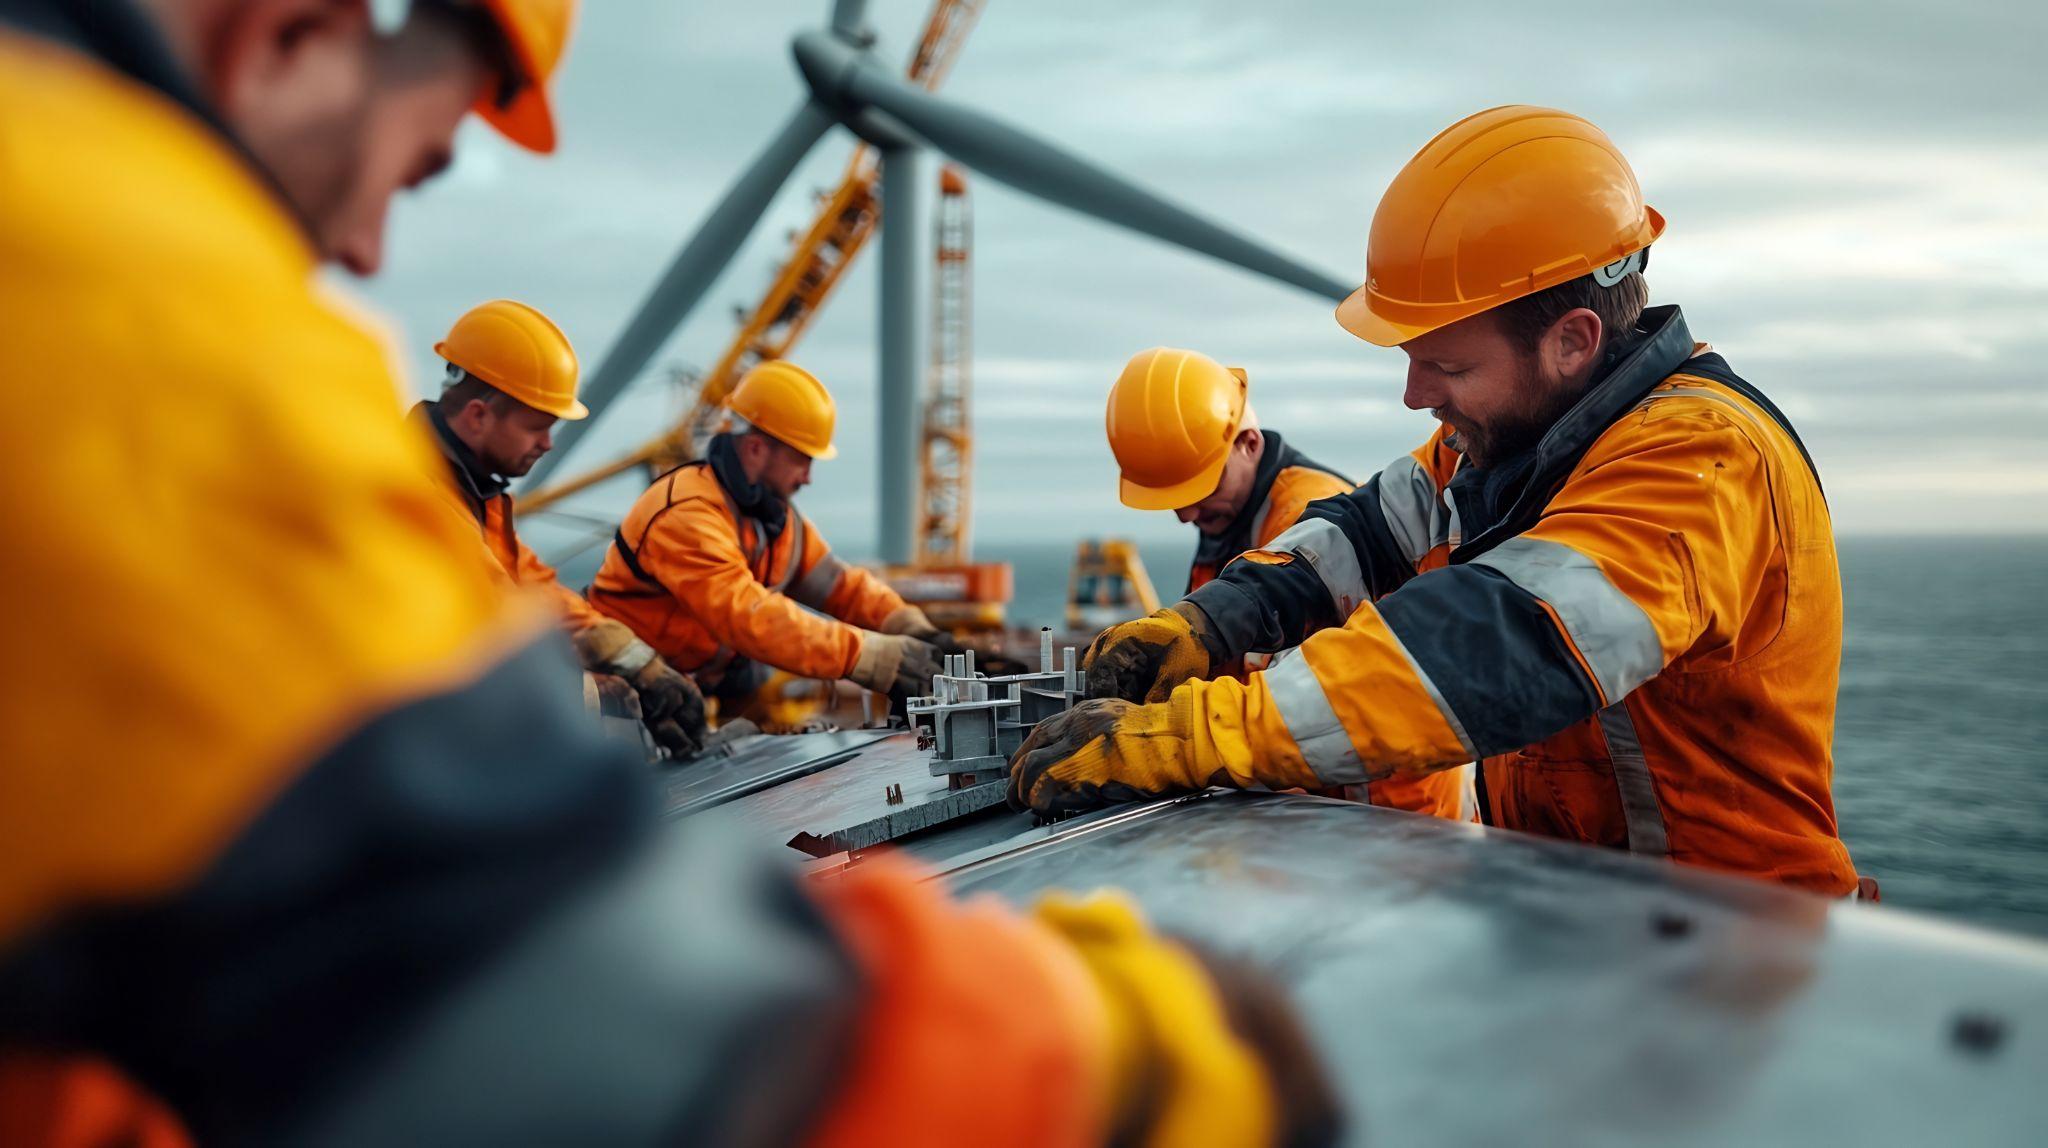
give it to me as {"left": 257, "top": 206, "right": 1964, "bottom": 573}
{"left": 1082, "top": 600, "right": 1230, "bottom": 703}
{"left": 1008, "top": 694, "right": 1211, "bottom": 816}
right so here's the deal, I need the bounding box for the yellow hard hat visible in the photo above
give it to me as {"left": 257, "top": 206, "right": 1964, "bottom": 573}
{"left": 1106, "top": 347, "right": 1250, "bottom": 511}
{"left": 726, "top": 361, "right": 838, "bottom": 460}
{"left": 474, "top": 0, "right": 578, "bottom": 154}
{"left": 1336, "top": 105, "right": 1664, "bottom": 347}
{"left": 435, "top": 299, "right": 587, "bottom": 420}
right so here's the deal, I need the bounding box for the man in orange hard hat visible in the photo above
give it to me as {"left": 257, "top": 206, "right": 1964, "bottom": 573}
{"left": 1104, "top": 346, "right": 1471, "bottom": 821}
{"left": 591, "top": 362, "right": 953, "bottom": 715}
{"left": 417, "top": 299, "right": 707, "bottom": 757}
{"left": 1020, "top": 106, "right": 1858, "bottom": 899}
{"left": 1, "top": 1, "right": 1340, "bottom": 1143}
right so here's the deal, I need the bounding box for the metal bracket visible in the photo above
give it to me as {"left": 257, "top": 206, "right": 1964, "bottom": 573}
{"left": 905, "top": 630, "right": 1081, "bottom": 785}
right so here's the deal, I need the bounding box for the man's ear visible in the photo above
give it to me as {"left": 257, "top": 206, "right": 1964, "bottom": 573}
{"left": 446, "top": 397, "right": 490, "bottom": 433}
{"left": 1236, "top": 426, "right": 1263, "bottom": 457}
{"left": 1544, "top": 307, "right": 1605, "bottom": 382}
{"left": 208, "top": 0, "right": 369, "bottom": 118}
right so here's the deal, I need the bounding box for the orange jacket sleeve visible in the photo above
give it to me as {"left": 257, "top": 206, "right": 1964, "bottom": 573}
{"left": 785, "top": 513, "right": 909, "bottom": 632}
{"left": 508, "top": 530, "right": 605, "bottom": 636}
{"left": 634, "top": 495, "right": 866, "bottom": 680}
{"left": 1252, "top": 466, "right": 1354, "bottom": 551}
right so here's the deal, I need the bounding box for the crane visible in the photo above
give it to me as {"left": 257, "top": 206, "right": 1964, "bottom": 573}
{"left": 885, "top": 164, "right": 1012, "bottom": 632}
{"left": 518, "top": 0, "right": 987, "bottom": 514}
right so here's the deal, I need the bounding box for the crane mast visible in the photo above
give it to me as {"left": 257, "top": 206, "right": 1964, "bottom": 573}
{"left": 520, "top": 0, "right": 987, "bottom": 513}
{"left": 916, "top": 164, "right": 972, "bottom": 568}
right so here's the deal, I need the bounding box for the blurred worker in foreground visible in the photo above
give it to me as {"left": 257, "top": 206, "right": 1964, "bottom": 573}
{"left": 1106, "top": 347, "right": 1471, "bottom": 822}
{"left": 418, "top": 298, "right": 707, "bottom": 756}
{"left": 0, "top": 1, "right": 1338, "bottom": 1144}
{"left": 590, "top": 362, "right": 952, "bottom": 716}
{"left": 1019, "top": 106, "right": 1858, "bottom": 898}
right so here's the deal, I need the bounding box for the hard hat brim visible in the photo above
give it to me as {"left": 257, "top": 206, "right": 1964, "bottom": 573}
{"left": 1119, "top": 460, "right": 1226, "bottom": 513}
{"left": 477, "top": 87, "right": 557, "bottom": 155}
{"left": 1335, "top": 284, "right": 1440, "bottom": 348}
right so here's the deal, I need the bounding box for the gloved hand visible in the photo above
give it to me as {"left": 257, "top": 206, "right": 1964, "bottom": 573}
{"left": 880, "top": 604, "right": 967, "bottom": 657}
{"left": 1083, "top": 601, "right": 1230, "bottom": 704}
{"left": 1008, "top": 695, "right": 1214, "bottom": 816}
{"left": 1034, "top": 892, "right": 1343, "bottom": 1148}
{"left": 582, "top": 672, "right": 643, "bottom": 719}
{"left": 630, "top": 657, "right": 707, "bottom": 758}
{"left": 849, "top": 631, "right": 945, "bottom": 698}
{"left": 574, "top": 619, "right": 707, "bottom": 758}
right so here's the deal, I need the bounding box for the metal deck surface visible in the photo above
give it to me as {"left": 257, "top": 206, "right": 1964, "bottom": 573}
{"left": 941, "top": 792, "right": 2048, "bottom": 1147}
{"left": 687, "top": 730, "right": 1027, "bottom": 855}
{"left": 662, "top": 729, "right": 895, "bottom": 817}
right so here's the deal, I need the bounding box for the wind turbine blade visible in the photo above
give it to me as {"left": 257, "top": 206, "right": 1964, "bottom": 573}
{"left": 833, "top": 60, "right": 1352, "bottom": 301}
{"left": 525, "top": 100, "right": 837, "bottom": 489}
{"left": 830, "top": 0, "right": 871, "bottom": 37}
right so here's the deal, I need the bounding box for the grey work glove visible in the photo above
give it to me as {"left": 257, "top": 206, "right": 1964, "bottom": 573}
{"left": 629, "top": 657, "right": 707, "bottom": 758}
{"left": 848, "top": 631, "right": 945, "bottom": 698}
{"left": 575, "top": 619, "right": 706, "bottom": 757}
{"left": 880, "top": 604, "right": 966, "bottom": 656}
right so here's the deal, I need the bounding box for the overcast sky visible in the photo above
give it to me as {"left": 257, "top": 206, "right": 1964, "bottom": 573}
{"left": 352, "top": 0, "right": 2048, "bottom": 562}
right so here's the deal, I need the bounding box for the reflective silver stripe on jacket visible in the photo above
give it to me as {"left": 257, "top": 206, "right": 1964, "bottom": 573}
{"left": 789, "top": 546, "right": 845, "bottom": 610}
{"left": 1264, "top": 650, "right": 1367, "bottom": 785}
{"left": 1377, "top": 454, "right": 1447, "bottom": 568}
{"left": 1597, "top": 700, "right": 1669, "bottom": 856}
{"left": 1387, "top": 629, "right": 1480, "bottom": 762}
{"left": 1468, "top": 535, "right": 1663, "bottom": 706}
{"left": 772, "top": 514, "right": 807, "bottom": 594}
{"left": 1262, "top": 517, "right": 1367, "bottom": 618}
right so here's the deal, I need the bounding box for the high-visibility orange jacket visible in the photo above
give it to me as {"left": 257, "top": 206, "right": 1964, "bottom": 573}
{"left": 590, "top": 459, "right": 908, "bottom": 681}
{"left": 1180, "top": 306, "right": 1854, "bottom": 894}
{"left": 1186, "top": 434, "right": 1470, "bottom": 822}
{"left": 412, "top": 400, "right": 604, "bottom": 634}
{"left": 0, "top": 10, "right": 1153, "bottom": 1144}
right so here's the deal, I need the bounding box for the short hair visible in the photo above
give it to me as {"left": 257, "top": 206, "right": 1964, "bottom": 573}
{"left": 439, "top": 365, "right": 515, "bottom": 413}
{"left": 1492, "top": 268, "right": 1650, "bottom": 354}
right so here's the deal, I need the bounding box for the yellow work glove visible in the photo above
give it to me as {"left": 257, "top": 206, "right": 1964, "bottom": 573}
{"left": 1083, "top": 602, "right": 1229, "bottom": 704}
{"left": 1034, "top": 892, "right": 1343, "bottom": 1148}
{"left": 849, "top": 631, "right": 945, "bottom": 698}
{"left": 1009, "top": 695, "right": 1214, "bottom": 816}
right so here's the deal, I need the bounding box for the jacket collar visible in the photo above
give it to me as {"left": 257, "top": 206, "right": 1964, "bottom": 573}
{"left": 1451, "top": 304, "right": 1696, "bottom": 561}
{"left": 706, "top": 433, "right": 790, "bottom": 543}
{"left": 414, "top": 401, "right": 507, "bottom": 521}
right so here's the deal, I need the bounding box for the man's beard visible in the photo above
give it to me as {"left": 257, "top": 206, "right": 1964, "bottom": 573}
{"left": 1442, "top": 357, "right": 1583, "bottom": 469}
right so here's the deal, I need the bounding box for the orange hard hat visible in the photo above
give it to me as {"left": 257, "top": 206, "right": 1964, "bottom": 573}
{"left": 727, "top": 361, "right": 839, "bottom": 460}
{"left": 435, "top": 299, "right": 587, "bottom": 420}
{"left": 1336, "top": 105, "right": 1664, "bottom": 347}
{"left": 1106, "top": 347, "right": 1250, "bottom": 511}
{"left": 474, "top": 0, "right": 578, "bottom": 154}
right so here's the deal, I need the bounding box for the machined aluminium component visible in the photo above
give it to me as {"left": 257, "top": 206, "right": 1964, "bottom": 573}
{"left": 905, "top": 636, "right": 1080, "bottom": 787}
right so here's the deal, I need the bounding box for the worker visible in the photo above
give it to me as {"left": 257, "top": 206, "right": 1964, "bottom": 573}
{"left": 590, "top": 361, "right": 951, "bottom": 715}
{"left": 1016, "top": 105, "right": 1857, "bottom": 898}
{"left": 1106, "top": 347, "right": 1471, "bottom": 821}
{"left": 0, "top": 1, "right": 1339, "bottom": 1145}
{"left": 416, "top": 298, "right": 707, "bottom": 757}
